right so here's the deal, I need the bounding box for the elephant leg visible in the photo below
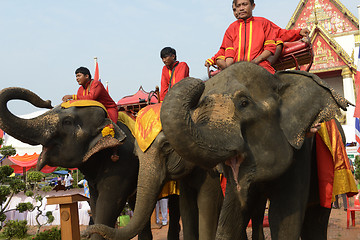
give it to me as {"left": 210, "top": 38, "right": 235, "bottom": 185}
{"left": 197, "top": 171, "right": 223, "bottom": 240}
{"left": 268, "top": 138, "right": 312, "bottom": 240}
{"left": 301, "top": 204, "right": 331, "bottom": 240}
{"left": 179, "top": 180, "right": 199, "bottom": 240}
{"left": 168, "top": 194, "right": 181, "bottom": 240}
{"left": 249, "top": 194, "right": 267, "bottom": 240}
{"left": 127, "top": 195, "right": 153, "bottom": 240}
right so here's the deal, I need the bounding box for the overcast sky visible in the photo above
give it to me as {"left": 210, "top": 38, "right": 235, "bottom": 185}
{"left": 1, "top": 0, "right": 359, "bottom": 115}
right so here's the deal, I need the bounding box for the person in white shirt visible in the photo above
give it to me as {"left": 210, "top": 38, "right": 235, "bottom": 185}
{"left": 64, "top": 173, "right": 73, "bottom": 190}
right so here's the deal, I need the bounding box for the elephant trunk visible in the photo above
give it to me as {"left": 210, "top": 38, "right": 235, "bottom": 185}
{"left": 0, "top": 87, "right": 55, "bottom": 145}
{"left": 160, "top": 77, "right": 243, "bottom": 169}
{"left": 85, "top": 143, "right": 166, "bottom": 239}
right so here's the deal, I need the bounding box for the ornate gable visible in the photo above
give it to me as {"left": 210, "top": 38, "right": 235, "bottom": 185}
{"left": 286, "top": 0, "right": 359, "bottom": 35}
{"left": 301, "top": 24, "right": 356, "bottom": 73}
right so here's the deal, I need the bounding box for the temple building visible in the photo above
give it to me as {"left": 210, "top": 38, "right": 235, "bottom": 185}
{"left": 286, "top": 0, "right": 359, "bottom": 157}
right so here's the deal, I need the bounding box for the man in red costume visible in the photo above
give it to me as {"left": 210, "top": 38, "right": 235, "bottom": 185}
{"left": 159, "top": 47, "right": 190, "bottom": 102}
{"left": 62, "top": 67, "right": 119, "bottom": 161}
{"left": 206, "top": 0, "right": 309, "bottom": 74}
{"left": 62, "top": 67, "right": 118, "bottom": 124}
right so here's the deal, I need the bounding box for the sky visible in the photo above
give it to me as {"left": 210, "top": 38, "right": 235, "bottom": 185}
{"left": 1, "top": 0, "right": 359, "bottom": 115}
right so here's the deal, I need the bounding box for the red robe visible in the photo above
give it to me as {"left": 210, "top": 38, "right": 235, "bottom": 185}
{"left": 208, "top": 21, "right": 302, "bottom": 70}
{"left": 160, "top": 61, "right": 189, "bottom": 101}
{"left": 73, "top": 80, "right": 118, "bottom": 123}
{"left": 270, "top": 21, "right": 302, "bottom": 46}
{"left": 221, "top": 17, "right": 278, "bottom": 73}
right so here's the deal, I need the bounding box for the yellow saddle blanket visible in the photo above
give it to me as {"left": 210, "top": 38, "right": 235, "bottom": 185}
{"left": 133, "top": 103, "right": 162, "bottom": 152}
{"left": 61, "top": 100, "right": 107, "bottom": 113}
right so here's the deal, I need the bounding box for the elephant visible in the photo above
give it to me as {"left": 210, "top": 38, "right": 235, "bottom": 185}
{"left": 159, "top": 61, "right": 351, "bottom": 240}
{"left": 0, "top": 87, "right": 153, "bottom": 240}
{"left": 84, "top": 126, "right": 224, "bottom": 240}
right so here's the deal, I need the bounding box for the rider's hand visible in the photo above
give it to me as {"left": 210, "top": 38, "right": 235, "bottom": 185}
{"left": 300, "top": 28, "right": 310, "bottom": 37}
{"left": 62, "top": 95, "right": 73, "bottom": 102}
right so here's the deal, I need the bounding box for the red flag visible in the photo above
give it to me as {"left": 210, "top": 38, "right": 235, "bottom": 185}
{"left": 106, "top": 81, "right": 109, "bottom": 93}
{"left": 353, "top": 48, "right": 360, "bottom": 117}
{"left": 0, "top": 129, "right": 3, "bottom": 148}
{"left": 94, "top": 61, "right": 99, "bottom": 81}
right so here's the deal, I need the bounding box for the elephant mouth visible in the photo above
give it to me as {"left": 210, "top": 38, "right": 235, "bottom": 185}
{"left": 225, "top": 153, "right": 246, "bottom": 192}
{"left": 37, "top": 143, "right": 61, "bottom": 170}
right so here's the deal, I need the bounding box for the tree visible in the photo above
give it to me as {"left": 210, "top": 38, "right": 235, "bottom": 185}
{"left": 26, "top": 171, "right": 54, "bottom": 234}
{"left": 0, "top": 137, "right": 28, "bottom": 229}
{"left": 0, "top": 138, "right": 16, "bottom": 164}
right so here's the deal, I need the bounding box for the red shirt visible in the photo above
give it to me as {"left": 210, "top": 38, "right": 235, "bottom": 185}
{"left": 221, "top": 17, "right": 278, "bottom": 73}
{"left": 206, "top": 48, "right": 225, "bottom": 66}
{"left": 73, "top": 80, "right": 118, "bottom": 122}
{"left": 160, "top": 61, "right": 189, "bottom": 101}
{"left": 270, "top": 21, "right": 302, "bottom": 45}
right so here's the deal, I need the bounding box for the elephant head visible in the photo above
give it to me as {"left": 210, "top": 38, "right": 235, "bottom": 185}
{"left": 160, "top": 62, "right": 350, "bottom": 188}
{"left": 84, "top": 131, "right": 195, "bottom": 239}
{"left": 0, "top": 87, "right": 125, "bottom": 170}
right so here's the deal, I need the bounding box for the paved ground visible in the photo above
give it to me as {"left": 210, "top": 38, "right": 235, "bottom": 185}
{"left": 132, "top": 207, "right": 360, "bottom": 240}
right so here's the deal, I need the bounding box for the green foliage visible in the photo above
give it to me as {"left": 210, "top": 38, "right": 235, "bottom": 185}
{"left": 25, "top": 190, "right": 34, "bottom": 197}
{"left": 0, "top": 213, "right": 6, "bottom": 222}
{"left": 31, "top": 227, "right": 61, "bottom": 240}
{"left": 0, "top": 165, "right": 14, "bottom": 180}
{"left": 45, "top": 211, "right": 55, "bottom": 223}
{"left": 0, "top": 145, "right": 16, "bottom": 159}
{"left": 16, "top": 202, "right": 34, "bottom": 212}
{"left": 0, "top": 185, "right": 11, "bottom": 205}
{"left": 355, "top": 155, "right": 360, "bottom": 182}
{"left": 27, "top": 171, "right": 44, "bottom": 183}
{"left": 40, "top": 185, "right": 52, "bottom": 192}
{"left": 2, "top": 220, "right": 28, "bottom": 239}
{"left": 9, "top": 178, "right": 26, "bottom": 194}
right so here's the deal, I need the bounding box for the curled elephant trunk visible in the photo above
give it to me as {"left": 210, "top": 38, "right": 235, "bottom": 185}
{"left": 160, "top": 77, "right": 243, "bottom": 169}
{"left": 85, "top": 142, "right": 165, "bottom": 239}
{"left": 0, "top": 87, "right": 55, "bottom": 146}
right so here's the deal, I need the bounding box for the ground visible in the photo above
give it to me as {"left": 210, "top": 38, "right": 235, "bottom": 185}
{"left": 129, "top": 207, "right": 360, "bottom": 240}
{"left": 15, "top": 204, "right": 360, "bottom": 239}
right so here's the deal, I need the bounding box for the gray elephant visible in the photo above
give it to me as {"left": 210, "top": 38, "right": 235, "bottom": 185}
{"left": 0, "top": 87, "right": 152, "bottom": 240}
{"left": 159, "top": 62, "right": 351, "bottom": 240}
{"left": 85, "top": 125, "right": 224, "bottom": 240}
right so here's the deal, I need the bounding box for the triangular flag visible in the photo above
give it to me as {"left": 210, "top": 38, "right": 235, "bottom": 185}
{"left": 94, "top": 61, "right": 99, "bottom": 81}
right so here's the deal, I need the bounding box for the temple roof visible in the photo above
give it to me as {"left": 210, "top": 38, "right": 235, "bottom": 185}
{"left": 286, "top": 0, "right": 359, "bottom": 34}
{"left": 300, "top": 24, "right": 356, "bottom": 73}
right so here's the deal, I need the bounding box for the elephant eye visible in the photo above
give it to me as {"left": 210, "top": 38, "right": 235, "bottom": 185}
{"left": 240, "top": 99, "right": 249, "bottom": 108}
{"left": 63, "top": 118, "right": 73, "bottom": 126}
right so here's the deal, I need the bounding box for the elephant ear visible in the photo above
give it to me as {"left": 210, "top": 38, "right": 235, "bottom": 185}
{"left": 82, "top": 119, "right": 126, "bottom": 162}
{"left": 276, "top": 70, "right": 351, "bottom": 149}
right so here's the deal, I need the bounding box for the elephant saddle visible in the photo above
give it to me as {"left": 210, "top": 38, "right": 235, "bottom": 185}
{"left": 133, "top": 103, "right": 163, "bottom": 152}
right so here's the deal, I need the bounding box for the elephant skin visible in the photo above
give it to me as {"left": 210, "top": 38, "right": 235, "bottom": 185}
{"left": 0, "top": 87, "right": 152, "bottom": 240}
{"left": 159, "top": 62, "right": 351, "bottom": 240}
{"left": 85, "top": 131, "right": 224, "bottom": 240}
